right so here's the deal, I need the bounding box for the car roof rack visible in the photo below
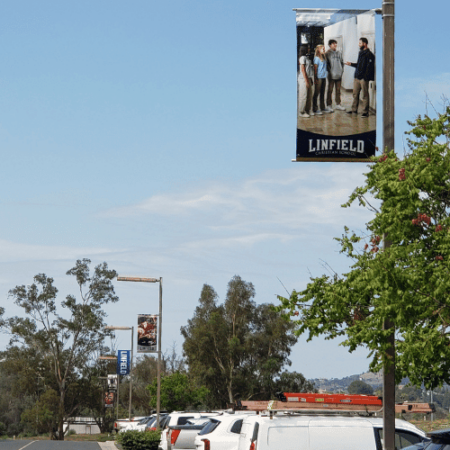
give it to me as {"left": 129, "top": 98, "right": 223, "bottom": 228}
{"left": 229, "top": 393, "right": 434, "bottom": 415}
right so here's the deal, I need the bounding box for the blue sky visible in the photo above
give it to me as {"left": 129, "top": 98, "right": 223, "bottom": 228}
{"left": 1, "top": 0, "right": 449, "bottom": 379}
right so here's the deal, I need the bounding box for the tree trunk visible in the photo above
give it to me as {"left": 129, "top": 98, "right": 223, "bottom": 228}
{"left": 228, "top": 380, "right": 233, "bottom": 404}
{"left": 57, "top": 391, "right": 66, "bottom": 440}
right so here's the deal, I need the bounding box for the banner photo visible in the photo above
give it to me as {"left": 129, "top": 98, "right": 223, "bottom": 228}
{"left": 137, "top": 314, "right": 158, "bottom": 353}
{"left": 105, "top": 391, "right": 115, "bottom": 408}
{"left": 107, "top": 374, "right": 118, "bottom": 390}
{"left": 295, "top": 9, "right": 377, "bottom": 162}
{"left": 117, "top": 350, "right": 131, "bottom": 376}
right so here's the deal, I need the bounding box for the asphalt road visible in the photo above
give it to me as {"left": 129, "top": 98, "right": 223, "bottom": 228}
{"left": 0, "top": 441, "right": 116, "bottom": 450}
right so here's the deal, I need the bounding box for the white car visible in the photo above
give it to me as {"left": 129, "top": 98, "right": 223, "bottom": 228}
{"left": 159, "top": 412, "right": 221, "bottom": 450}
{"left": 194, "top": 414, "right": 249, "bottom": 450}
{"left": 237, "top": 414, "right": 427, "bottom": 450}
{"left": 114, "top": 416, "right": 148, "bottom": 433}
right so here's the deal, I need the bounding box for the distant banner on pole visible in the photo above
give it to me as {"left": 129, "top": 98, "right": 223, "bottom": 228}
{"left": 107, "top": 374, "right": 118, "bottom": 390}
{"left": 137, "top": 314, "right": 158, "bottom": 353}
{"left": 117, "top": 350, "right": 131, "bottom": 375}
{"left": 294, "top": 9, "right": 377, "bottom": 162}
{"left": 105, "top": 391, "right": 115, "bottom": 408}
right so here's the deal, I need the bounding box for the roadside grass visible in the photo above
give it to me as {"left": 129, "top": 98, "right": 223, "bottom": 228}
{"left": 410, "top": 418, "right": 450, "bottom": 433}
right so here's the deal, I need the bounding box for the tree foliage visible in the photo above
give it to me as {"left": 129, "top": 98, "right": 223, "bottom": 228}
{"left": 182, "top": 276, "right": 300, "bottom": 407}
{"left": 274, "top": 371, "right": 316, "bottom": 394}
{"left": 347, "top": 380, "right": 374, "bottom": 395}
{"left": 3, "top": 259, "right": 118, "bottom": 439}
{"left": 147, "top": 372, "right": 209, "bottom": 411}
{"left": 21, "top": 388, "right": 60, "bottom": 438}
{"left": 121, "top": 347, "right": 185, "bottom": 415}
{"left": 278, "top": 109, "right": 450, "bottom": 390}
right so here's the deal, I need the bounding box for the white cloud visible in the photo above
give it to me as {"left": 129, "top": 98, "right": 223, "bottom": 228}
{"left": 102, "top": 166, "right": 373, "bottom": 243}
{"left": 0, "top": 239, "right": 118, "bottom": 264}
{"left": 397, "top": 73, "right": 450, "bottom": 110}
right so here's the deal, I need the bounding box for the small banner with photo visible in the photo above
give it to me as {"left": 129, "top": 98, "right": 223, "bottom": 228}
{"left": 105, "top": 391, "right": 115, "bottom": 408}
{"left": 137, "top": 314, "right": 158, "bottom": 353}
{"left": 107, "top": 374, "right": 118, "bottom": 391}
{"left": 294, "top": 8, "right": 377, "bottom": 162}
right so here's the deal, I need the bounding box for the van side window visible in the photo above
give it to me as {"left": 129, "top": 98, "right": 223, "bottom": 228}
{"left": 230, "top": 419, "right": 243, "bottom": 434}
{"left": 375, "top": 428, "right": 423, "bottom": 450}
{"left": 252, "top": 422, "right": 259, "bottom": 442}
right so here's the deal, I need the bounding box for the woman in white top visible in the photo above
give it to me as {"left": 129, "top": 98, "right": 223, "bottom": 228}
{"left": 298, "top": 45, "right": 314, "bottom": 118}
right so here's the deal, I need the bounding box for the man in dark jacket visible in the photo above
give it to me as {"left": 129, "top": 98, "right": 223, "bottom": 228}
{"left": 345, "top": 37, "right": 375, "bottom": 117}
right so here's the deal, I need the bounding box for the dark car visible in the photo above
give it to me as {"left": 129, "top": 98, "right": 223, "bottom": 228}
{"left": 424, "top": 429, "right": 450, "bottom": 450}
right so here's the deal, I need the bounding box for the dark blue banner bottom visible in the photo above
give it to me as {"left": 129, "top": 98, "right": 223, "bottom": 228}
{"left": 296, "top": 129, "right": 377, "bottom": 162}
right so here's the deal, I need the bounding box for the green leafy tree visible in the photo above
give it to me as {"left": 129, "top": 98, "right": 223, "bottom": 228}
{"left": 182, "top": 276, "right": 299, "bottom": 407}
{"left": 121, "top": 347, "right": 184, "bottom": 415}
{"left": 274, "top": 371, "right": 316, "bottom": 394}
{"left": 21, "top": 388, "right": 60, "bottom": 438}
{"left": 278, "top": 109, "right": 450, "bottom": 390}
{"left": 147, "top": 372, "right": 209, "bottom": 411}
{"left": 3, "top": 259, "right": 118, "bottom": 440}
{"left": 347, "top": 380, "right": 374, "bottom": 395}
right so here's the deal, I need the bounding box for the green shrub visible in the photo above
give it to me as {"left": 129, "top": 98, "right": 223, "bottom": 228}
{"left": 116, "top": 430, "right": 161, "bottom": 450}
{"left": 66, "top": 429, "right": 77, "bottom": 436}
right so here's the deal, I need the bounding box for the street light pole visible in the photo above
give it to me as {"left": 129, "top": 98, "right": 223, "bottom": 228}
{"left": 105, "top": 326, "right": 134, "bottom": 421}
{"left": 382, "top": 0, "right": 395, "bottom": 449}
{"left": 117, "top": 275, "right": 163, "bottom": 429}
{"left": 157, "top": 278, "right": 163, "bottom": 428}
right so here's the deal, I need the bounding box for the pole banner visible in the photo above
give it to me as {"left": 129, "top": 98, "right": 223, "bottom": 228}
{"left": 107, "top": 374, "right": 118, "bottom": 390}
{"left": 117, "top": 350, "right": 131, "bottom": 375}
{"left": 137, "top": 314, "right": 158, "bottom": 353}
{"left": 105, "top": 391, "right": 115, "bottom": 408}
{"left": 294, "top": 9, "right": 377, "bottom": 162}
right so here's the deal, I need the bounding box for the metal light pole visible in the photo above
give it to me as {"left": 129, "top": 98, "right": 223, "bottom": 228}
{"left": 105, "top": 326, "right": 135, "bottom": 421}
{"left": 117, "top": 276, "right": 163, "bottom": 429}
{"left": 382, "top": 1, "right": 395, "bottom": 449}
{"left": 98, "top": 356, "right": 118, "bottom": 418}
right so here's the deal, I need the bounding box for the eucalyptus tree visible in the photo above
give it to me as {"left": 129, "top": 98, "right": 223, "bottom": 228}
{"left": 182, "top": 276, "right": 298, "bottom": 407}
{"left": 4, "top": 259, "right": 118, "bottom": 440}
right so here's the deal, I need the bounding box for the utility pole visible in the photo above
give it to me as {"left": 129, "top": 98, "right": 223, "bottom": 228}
{"left": 117, "top": 276, "right": 163, "bottom": 429}
{"left": 382, "top": 0, "right": 395, "bottom": 449}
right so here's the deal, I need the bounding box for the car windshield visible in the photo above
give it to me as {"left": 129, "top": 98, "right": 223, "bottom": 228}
{"left": 187, "top": 418, "right": 211, "bottom": 426}
{"left": 138, "top": 417, "right": 149, "bottom": 425}
{"left": 198, "top": 419, "right": 220, "bottom": 436}
{"left": 145, "top": 417, "right": 157, "bottom": 427}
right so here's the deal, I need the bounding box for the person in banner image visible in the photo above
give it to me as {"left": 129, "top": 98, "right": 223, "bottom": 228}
{"left": 298, "top": 45, "right": 314, "bottom": 118}
{"left": 138, "top": 318, "right": 156, "bottom": 347}
{"left": 105, "top": 392, "right": 114, "bottom": 406}
{"left": 312, "top": 45, "right": 327, "bottom": 115}
{"left": 324, "top": 39, "right": 346, "bottom": 112}
{"left": 345, "top": 37, "right": 375, "bottom": 117}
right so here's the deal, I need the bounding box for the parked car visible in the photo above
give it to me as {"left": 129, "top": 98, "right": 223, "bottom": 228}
{"left": 237, "top": 414, "right": 427, "bottom": 450}
{"left": 423, "top": 428, "right": 450, "bottom": 450}
{"left": 194, "top": 414, "right": 249, "bottom": 450}
{"left": 159, "top": 412, "right": 221, "bottom": 450}
{"left": 114, "top": 416, "right": 148, "bottom": 433}
{"left": 168, "top": 417, "right": 213, "bottom": 450}
{"left": 147, "top": 414, "right": 170, "bottom": 432}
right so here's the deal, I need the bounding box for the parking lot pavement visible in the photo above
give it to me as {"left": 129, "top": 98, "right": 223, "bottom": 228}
{"left": 0, "top": 440, "right": 110, "bottom": 449}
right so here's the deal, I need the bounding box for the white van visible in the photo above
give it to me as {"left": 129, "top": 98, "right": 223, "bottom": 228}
{"left": 238, "top": 414, "right": 426, "bottom": 450}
